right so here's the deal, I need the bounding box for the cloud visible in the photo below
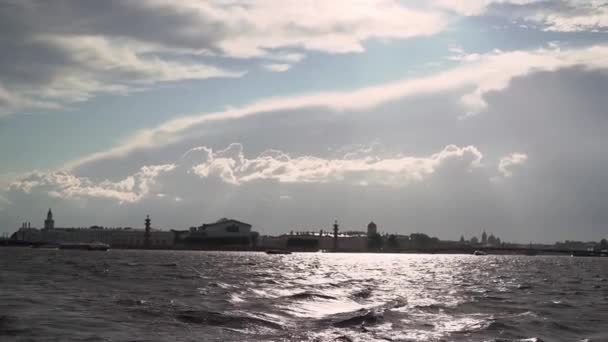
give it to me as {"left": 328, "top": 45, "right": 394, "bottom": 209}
{"left": 264, "top": 52, "right": 307, "bottom": 63}
{"left": 0, "top": 32, "right": 244, "bottom": 116}
{"left": 4, "top": 67, "right": 608, "bottom": 241}
{"left": 498, "top": 153, "right": 528, "bottom": 178}
{"left": 3, "top": 0, "right": 606, "bottom": 115}
{"left": 208, "top": 0, "right": 446, "bottom": 57}
{"left": 191, "top": 143, "right": 483, "bottom": 186}
{"left": 7, "top": 143, "right": 485, "bottom": 206}
{"left": 427, "top": 0, "right": 608, "bottom": 32}
{"left": 9, "top": 164, "right": 175, "bottom": 204}
{"left": 431, "top": 0, "right": 542, "bottom": 16}
{"left": 0, "top": 0, "right": 446, "bottom": 115}
{"left": 440, "top": 0, "right": 608, "bottom": 32}
{"left": 68, "top": 43, "right": 608, "bottom": 168}
{"left": 262, "top": 64, "right": 292, "bottom": 72}
{"left": 522, "top": 1, "right": 608, "bottom": 32}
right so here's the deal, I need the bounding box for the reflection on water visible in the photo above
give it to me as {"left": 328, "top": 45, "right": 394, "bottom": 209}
{"left": 1, "top": 249, "right": 607, "bottom": 341}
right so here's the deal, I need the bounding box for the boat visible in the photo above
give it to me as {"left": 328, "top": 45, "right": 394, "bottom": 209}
{"left": 473, "top": 250, "right": 487, "bottom": 256}
{"left": 265, "top": 249, "right": 292, "bottom": 255}
{"left": 59, "top": 242, "right": 110, "bottom": 251}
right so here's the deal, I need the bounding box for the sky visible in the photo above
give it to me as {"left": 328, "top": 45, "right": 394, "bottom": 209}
{"left": 1, "top": 0, "right": 608, "bottom": 243}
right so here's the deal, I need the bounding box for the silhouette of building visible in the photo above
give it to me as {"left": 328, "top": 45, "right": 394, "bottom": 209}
{"left": 367, "top": 221, "right": 377, "bottom": 237}
{"left": 333, "top": 220, "right": 339, "bottom": 251}
{"left": 176, "top": 218, "right": 257, "bottom": 249}
{"left": 14, "top": 209, "right": 173, "bottom": 248}
{"left": 144, "top": 215, "right": 151, "bottom": 248}
{"left": 44, "top": 209, "right": 54, "bottom": 230}
{"left": 482, "top": 230, "right": 488, "bottom": 245}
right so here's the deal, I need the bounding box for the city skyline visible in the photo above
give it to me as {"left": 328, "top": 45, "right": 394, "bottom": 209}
{"left": 2, "top": 1, "right": 608, "bottom": 243}
{"left": 8, "top": 208, "right": 589, "bottom": 247}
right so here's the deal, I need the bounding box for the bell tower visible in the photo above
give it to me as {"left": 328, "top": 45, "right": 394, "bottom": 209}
{"left": 44, "top": 209, "right": 54, "bottom": 230}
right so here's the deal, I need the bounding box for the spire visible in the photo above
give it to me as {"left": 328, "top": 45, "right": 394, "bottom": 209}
{"left": 44, "top": 208, "right": 55, "bottom": 229}
{"left": 144, "top": 214, "right": 151, "bottom": 248}
{"left": 333, "top": 220, "right": 339, "bottom": 252}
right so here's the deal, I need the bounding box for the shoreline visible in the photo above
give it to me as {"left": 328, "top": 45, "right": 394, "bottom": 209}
{"left": 1, "top": 241, "right": 606, "bottom": 257}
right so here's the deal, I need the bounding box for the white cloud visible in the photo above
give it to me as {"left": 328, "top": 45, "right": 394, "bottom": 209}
{"left": 264, "top": 52, "right": 307, "bottom": 63}
{"left": 0, "top": 0, "right": 446, "bottom": 115}
{"left": 208, "top": 0, "right": 445, "bottom": 57}
{"left": 527, "top": 1, "right": 608, "bottom": 32}
{"left": 8, "top": 144, "right": 485, "bottom": 205}
{"left": 69, "top": 44, "right": 608, "bottom": 167}
{"left": 431, "top": 0, "right": 542, "bottom": 16}
{"left": 0, "top": 83, "right": 61, "bottom": 116}
{"left": 3, "top": 0, "right": 606, "bottom": 115}
{"left": 0, "top": 35, "right": 244, "bottom": 116}
{"left": 9, "top": 164, "right": 175, "bottom": 204}
{"left": 190, "top": 143, "right": 483, "bottom": 186}
{"left": 434, "top": 0, "right": 608, "bottom": 32}
{"left": 263, "top": 64, "right": 292, "bottom": 72}
{"left": 45, "top": 35, "right": 245, "bottom": 84}
{"left": 498, "top": 153, "right": 528, "bottom": 178}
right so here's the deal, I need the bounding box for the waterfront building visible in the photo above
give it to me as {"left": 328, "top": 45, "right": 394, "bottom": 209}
{"left": 367, "top": 221, "right": 377, "bottom": 237}
{"left": 177, "top": 218, "right": 257, "bottom": 249}
{"left": 13, "top": 210, "right": 174, "bottom": 249}
{"left": 44, "top": 209, "right": 54, "bottom": 230}
{"left": 482, "top": 230, "right": 488, "bottom": 245}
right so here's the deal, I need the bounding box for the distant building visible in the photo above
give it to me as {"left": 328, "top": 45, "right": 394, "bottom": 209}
{"left": 177, "top": 218, "right": 257, "bottom": 249}
{"left": 13, "top": 210, "right": 174, "bottom": 249}
{"left": 367, "top": 221, "right": 377, "bottom": 237}
{"left": 258, "top": 221, "right": 368, "bottom": 252}
{"left": 481, "top": 231, "right": 488, "bottom": 245}
{"left": 44, "top": 209, "right": 54, "bottom": 230}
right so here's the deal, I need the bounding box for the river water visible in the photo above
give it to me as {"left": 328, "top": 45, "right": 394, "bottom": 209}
{"left": 1, "top": 248, "right": 606, "bottom": 341}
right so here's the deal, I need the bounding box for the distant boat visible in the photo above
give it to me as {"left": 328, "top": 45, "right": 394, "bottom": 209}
{"left": 59, "top": 242, "right": 110, "bottom": 251}
{"left": 473, "top": 250, "right": 487, "bottom": 256}
{"left": 265, "top": 249, "right": 292, "bottom": 255}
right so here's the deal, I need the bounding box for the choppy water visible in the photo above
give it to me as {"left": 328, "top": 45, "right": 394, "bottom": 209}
{"left": 1, "top": 248, "right": 607, "bottom": 341}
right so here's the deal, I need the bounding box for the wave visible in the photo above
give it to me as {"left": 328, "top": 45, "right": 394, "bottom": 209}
{"left": 548, "top": 321, "right": 582, "bottom": 333}
{"left": 115, "top": 298, "right": 147, "bottom": 306}
{"left": 331, "top": 309, "right": 384, "bottom": 328}
{"left": 350, "top": 287, "right": 373, "bottom": 299}
{"left": 485, "top": 320, "right": 517, "bottom": 332}
{"left": 491, "top": 338, "right": 544, "bottom": 342}
{"left": 284, "top": 291, "right": 337, "bottom": 300}
{"left": 158, "top": 262, "right": 178, "bottom": 267}
{"left": 0, "top": 315, "right": 25, "bottom": 337}
{"left": 175, "top": 310, "right": 284, "bottom": 330}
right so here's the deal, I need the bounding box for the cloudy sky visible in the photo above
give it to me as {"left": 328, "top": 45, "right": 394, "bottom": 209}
{"left": 1, "top": 0, "right": 608, "bottom": 242}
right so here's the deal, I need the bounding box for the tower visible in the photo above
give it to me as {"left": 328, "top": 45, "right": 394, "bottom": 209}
{"left": 333, "top": 220, "right": 339, "bottom": 252}
{"left": 482, "top": 230, "right": 488, "bottom": 245}
{"left": 44, "top": 209, "right": 54, "bottom": 230}
{"left": 144, "top": 215, "right": 151, "bottom": 248}
{"left": 367, "top": 221, "right": 377, "bottom": 237}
